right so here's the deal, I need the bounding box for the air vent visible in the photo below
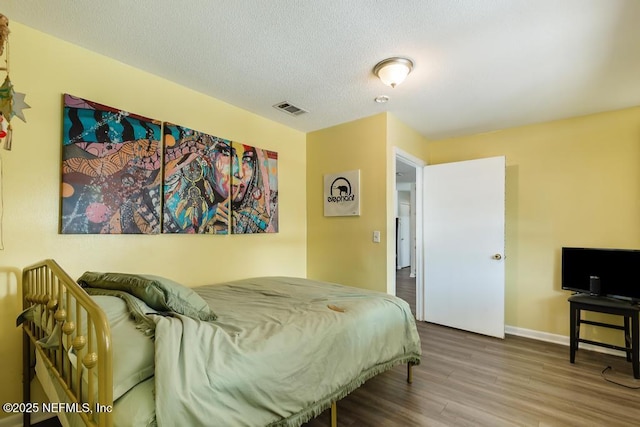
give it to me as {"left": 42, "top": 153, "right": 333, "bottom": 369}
{"left": 273, "top": 101, "right": 308, "bottom": 117}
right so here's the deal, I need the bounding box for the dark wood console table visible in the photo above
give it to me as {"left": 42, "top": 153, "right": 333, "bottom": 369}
{"left": 569, "top": 293, "right": 640, "bottom": 378}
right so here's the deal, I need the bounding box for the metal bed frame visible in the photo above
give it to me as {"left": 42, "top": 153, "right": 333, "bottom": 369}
{"left": 21, "top": 259, "right": 415, "bottom": 427}
{"left": 22, "top": 259, "right": 113, "bottom": 427}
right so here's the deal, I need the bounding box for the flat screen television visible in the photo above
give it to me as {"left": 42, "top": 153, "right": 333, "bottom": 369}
{"left": 561, "top": 247, "right": 640, "bottom": 301}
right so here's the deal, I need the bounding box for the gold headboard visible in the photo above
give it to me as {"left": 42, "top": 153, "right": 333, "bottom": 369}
{"left": 22, "top": 259, "right": 113, "bottom": 427}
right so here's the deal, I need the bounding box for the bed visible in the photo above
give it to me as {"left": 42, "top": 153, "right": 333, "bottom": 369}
{"left": 20, "top": 259, "right": 421, "bottom": 427}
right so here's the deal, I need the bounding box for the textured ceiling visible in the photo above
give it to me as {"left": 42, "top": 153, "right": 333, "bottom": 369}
{"left": 3, "top": 0, "right": 640, "bottom": 140}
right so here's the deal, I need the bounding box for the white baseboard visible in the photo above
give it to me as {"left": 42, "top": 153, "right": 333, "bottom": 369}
{"left": 0, "top": 412, "right": 55, "bottom": 427}
{"left": 505, "top": 324, "right": 626, "bottom": 357}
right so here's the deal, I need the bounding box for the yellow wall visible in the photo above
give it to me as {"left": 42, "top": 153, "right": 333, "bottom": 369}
{"left": 306, "top": 113, "right": 429, "bottom": 294}
{"left": 0, "top": 23, "right": 307, "bottom": 413}
{"left": 306, "top": 114, "right": 388, "bottom": 291}
{"left": 427, "top": 107, "right": 640, "bottom": 340}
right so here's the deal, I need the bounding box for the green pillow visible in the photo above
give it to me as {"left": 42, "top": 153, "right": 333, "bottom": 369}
{"left": 78, "top": 272, "right": 217, "bottom": 321}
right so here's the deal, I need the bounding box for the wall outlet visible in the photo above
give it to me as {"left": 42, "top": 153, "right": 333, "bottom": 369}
{"left": 373, "top": 230, "right": 381, "bottom": 243}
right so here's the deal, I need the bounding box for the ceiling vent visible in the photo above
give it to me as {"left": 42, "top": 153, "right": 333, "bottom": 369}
{"left": 273, "top": 101, "right": 308, "bottom": 117}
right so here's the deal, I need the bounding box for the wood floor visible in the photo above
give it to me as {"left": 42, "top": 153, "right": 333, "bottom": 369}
{"left": 303, "top": 268, "right": 640, "bottom": 427}
{"left": 396, "top": 266, "right": 417, "bottom": 316}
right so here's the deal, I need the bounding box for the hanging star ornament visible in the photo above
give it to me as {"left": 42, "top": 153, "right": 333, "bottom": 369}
{"left": 0, "top": 75, "right": 30, "bottom": 123}
{"left": 11, "top": 91, "right": 30, "bottom": 122}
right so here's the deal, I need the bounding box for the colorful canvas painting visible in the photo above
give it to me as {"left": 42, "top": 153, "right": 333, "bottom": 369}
{"left": 163, "top": 124, "right": 230, "bottom": 234}
{"left": 231, "top": 142, "right": 278, "bottom": 234}
{"left": 61, "top": 94, "right": 162, "bottom": 234}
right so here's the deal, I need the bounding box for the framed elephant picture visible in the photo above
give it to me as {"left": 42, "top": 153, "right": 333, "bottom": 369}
{"left": 323, "top": 169, "right": 360, "bottom": 217}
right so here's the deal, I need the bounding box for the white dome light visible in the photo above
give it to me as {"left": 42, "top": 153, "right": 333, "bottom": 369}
{"left": 373, "top": 57, "right": 414, "bottom": 88}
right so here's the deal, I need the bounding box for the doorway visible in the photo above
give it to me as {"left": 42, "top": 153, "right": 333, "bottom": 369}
{"left": 394, "top": 148, "right": 424, "bottom": 319}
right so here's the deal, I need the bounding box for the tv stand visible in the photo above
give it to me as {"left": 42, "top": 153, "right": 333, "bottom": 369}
{"left": 568, "top": 293, "right": 640, "bottom": 379}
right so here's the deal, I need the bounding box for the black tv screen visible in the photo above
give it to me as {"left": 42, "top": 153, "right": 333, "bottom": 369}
{"left": 562, "top": 247, "right": 640, "bottom": 300}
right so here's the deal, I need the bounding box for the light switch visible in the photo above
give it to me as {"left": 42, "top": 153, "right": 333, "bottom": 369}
{"left": 373, "top": 230, "right": 381, "bottom": 243}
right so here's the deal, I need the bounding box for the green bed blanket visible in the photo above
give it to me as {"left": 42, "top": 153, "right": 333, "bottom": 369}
{"left": 152, "top": 276, "right": 421, "bottom": 427}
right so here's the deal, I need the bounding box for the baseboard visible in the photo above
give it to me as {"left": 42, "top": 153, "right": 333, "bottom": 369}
{"left": 505, "top": 324, "right": 626, "bottom": 358}
{"left": 0, "top": 412, "right": 55, "bottom": 427}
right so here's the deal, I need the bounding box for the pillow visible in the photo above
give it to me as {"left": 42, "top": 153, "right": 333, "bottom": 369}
{"left": 78, "top": 272, "right": 217, "bottom": 321}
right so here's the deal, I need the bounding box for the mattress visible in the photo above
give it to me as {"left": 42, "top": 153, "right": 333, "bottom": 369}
{"left": 35, "top": 352, "right": 156, "bottom": 427}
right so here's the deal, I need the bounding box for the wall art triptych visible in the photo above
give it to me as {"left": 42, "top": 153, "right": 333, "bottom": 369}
{"left": 61, "top": 94, "right": 278, "bottom": 235}
{"left": 61, "top": 95, "right": 162, "bottom": 234}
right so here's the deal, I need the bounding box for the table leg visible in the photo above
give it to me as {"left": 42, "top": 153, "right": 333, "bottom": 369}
{"left": 570, "top": 304, "right": 577, "bottom": 363}
{"left": 624, "top": 315, "right": 632, "bottom": 362}
{"left": 632, "top": 312, "right": 639, "bottom": 379}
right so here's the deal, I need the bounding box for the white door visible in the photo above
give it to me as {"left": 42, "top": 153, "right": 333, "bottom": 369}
{"left": 397, "top": 203, "right": 411, "bottom": 269}
{"left": 423, "top": 156, "right": 505, "bottom": 338}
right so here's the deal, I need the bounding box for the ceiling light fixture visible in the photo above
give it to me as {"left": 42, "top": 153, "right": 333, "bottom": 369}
{"left": 373, "top": 57, "right": 414, "bottom": 88}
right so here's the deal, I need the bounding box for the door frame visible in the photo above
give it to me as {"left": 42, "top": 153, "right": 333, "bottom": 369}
{"left": 393, "top": 147, "right": 426, "bottom": 321}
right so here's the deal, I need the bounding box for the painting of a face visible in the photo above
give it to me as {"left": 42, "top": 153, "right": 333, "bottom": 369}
{"left": 212, "top": 142, "right": 231, "bottom": 199}
{"left": 231, "top": 143, "right": 256, "bottom": 204}
{"left": 61, "top": 99, "right": 278, "bottom": 235}
{"left": 231, "top": 141, "right": 278, "bottom": 234}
